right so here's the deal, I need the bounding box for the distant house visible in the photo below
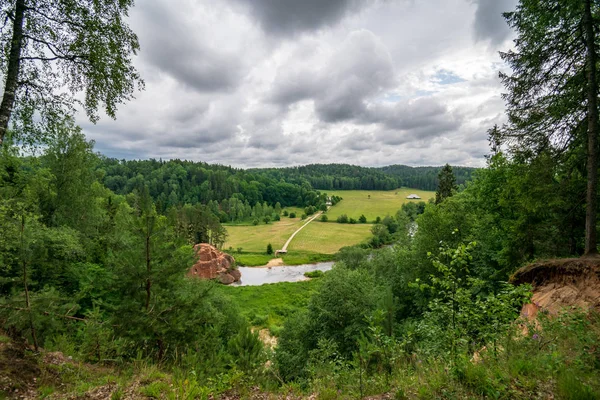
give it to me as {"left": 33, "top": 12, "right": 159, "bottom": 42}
{"left": 406, "top": 194, "right": 421, "bottom": 199}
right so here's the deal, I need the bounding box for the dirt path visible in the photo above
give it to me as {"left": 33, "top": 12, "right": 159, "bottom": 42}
{"left": 280, "top": 211, "right": 322, "bottom": 252}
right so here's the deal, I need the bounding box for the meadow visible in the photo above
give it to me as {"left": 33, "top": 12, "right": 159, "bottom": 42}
{"left": 223, "top": 216, "right": 303, "bottom": 253}
{"left": 289, "top": 221, "right": 372, "bottom": 254}
{"left": 222, "top": 190, "right": 433, "bottom": 261}
{"left": 220, "top": 279, "right": 319, "bottom": 334}
{"left": 325, "top": 188, "right": 434, "bottom": 221}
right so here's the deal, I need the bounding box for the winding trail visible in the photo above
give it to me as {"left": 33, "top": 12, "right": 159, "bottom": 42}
{"left": 279, "top": 211, "right": 322, "bottom": 252}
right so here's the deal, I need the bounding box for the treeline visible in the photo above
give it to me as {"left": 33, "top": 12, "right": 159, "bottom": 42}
{"left": 99, "top": 158, "right": 325, "bottom": 214}
{"left": 251, "top": 163, "right": 476, "bottom": 191}
{"left": 378, "top": 164, "right": 476, "bottom": 191}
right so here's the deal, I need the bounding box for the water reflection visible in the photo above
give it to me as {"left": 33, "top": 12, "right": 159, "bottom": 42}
{"left": 232, "top": 262, "right": 334, "bottom": 286}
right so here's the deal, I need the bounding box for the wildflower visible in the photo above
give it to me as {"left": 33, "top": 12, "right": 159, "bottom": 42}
{"left": 532, "top": 334, "right": 539, "bottom": 340}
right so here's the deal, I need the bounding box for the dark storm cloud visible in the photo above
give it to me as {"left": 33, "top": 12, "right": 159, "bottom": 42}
{"left": 134, "top": 2, "right": 243, "bottom": 92}
{"left": 230, "top": 0, "right": 369, "bottom": 35}
{"left": 472, "top": 0, "right": 517, "bottom": 45}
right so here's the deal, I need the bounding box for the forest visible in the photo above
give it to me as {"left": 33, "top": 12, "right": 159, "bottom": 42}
{"left": 251, "top": 163, "right": 476, "bottom": 191}
{"left": 1, "top": 0, "right": 600, "bottom": 398}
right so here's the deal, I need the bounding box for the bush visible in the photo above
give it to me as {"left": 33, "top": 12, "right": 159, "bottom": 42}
{"left": 283, "top": 210, "right": 289, "bottom": 216}
{"left": 274, "top": 214, "right": 281, "bottom": 221}
{"left": 349, "top": 217, "right": 357, "bottom": 224}
{"left": 263, "top": 216, "right": 271, "bottom": 224}
{"left": 301, "top": 214, "right": 307, "bottom": 220}
{"left": 289, "top": 212, "right": 296, "bottom": 218}
{"left": 359, "top": 214, "right": 367, "bottom": 223}
{"left": 336, "top": 214, "right": 349, "bottom": 223}
{"left": 320, "top": 214, "right": 329, "bottom": 222}
{"left": 304, "top": 270, "right": 324, "bottom": 278}
{"left": 252, "top": 219, "right": 259, "bottom": 226}
{"left": 267, "top": 243, "right": 273, "bottom": 255}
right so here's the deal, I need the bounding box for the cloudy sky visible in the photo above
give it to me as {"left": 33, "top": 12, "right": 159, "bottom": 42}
{"left": 81, "top": 0, "right": 518, "bottom": 168}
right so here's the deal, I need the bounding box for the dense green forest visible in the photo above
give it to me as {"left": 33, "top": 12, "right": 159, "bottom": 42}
{"left": 251, "top": 163, "right": 476, "bottom": 191}
{"left": 1, "top": 0, "right": 600, "bottom": 398}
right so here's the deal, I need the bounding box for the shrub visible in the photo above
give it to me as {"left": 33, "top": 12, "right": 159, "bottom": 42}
{"left": 283, "top": 210, "right": 289, "bottom": 216}
{"left": 337, "top": 214, "right": 349, "bottom": 223}
{"left": 320, "top": 214, "right": 329, "bottom": 222}
{"left": 267, "top": 243, "right": 273, "bottom": 255}
{"left": 304, "top": 270, "right": 324, "bottom": 278}
{"left": 252, "top": 219, "right": 259, "bottom": 226}
{"left": 359, "top": 214, "right": 367, "bottom": 223}
{"left": 289, "top": 212, "right": 296, "bottom": 218}
{"left": 349, "top": 217, "right": 357, "bottom": 224}
{"left": 301, "top": 214, "right": 307, "bottom": 220}
{"left": 274, "top": 214, "right": 281, "bottom": 221}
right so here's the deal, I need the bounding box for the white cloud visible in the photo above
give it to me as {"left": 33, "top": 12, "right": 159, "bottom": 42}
{"left": 80, "top": 0, "right": 517, "bottom": 168}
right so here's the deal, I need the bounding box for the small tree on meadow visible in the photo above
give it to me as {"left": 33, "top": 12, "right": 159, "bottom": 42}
{"left": 359, "top": 214, "right": 367, "bottom": 223}
{"left": 266, "top": 243, "right": 273, "bottom": 255}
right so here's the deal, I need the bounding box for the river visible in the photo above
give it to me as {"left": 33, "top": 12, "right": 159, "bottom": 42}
{"left": 232, "top": 262, "right": 335, "bottom": 286}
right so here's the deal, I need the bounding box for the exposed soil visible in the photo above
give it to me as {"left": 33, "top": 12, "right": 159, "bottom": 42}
{"left": 265, "top": 258, "right": 284, "bottom": 267}
{"left": 511, "top": 257, "right": 600, "bottom": 317}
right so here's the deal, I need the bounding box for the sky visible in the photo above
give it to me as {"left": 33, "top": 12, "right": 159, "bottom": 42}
{"left": 80, "top": 0, "right": 518, "bottom": 168}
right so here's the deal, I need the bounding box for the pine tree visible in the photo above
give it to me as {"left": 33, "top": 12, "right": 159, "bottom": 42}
{"left": 435, "top": 164, "right": 457, "bottom": 204}
{"left": 497, "top": 0, "right": 600, "bottom": 256}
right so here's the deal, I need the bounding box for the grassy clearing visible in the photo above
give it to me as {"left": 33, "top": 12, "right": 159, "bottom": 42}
{"left": 223, "top": 217, "right": 303, "bottom": 253}
{"left": 220, "top": 280, "right": 319, "bottom": 334}
{"left": 326, "top": 188, "right": 434, "bottom": 221}
{"left": 289, "top": 222, "right": 372, "bottom": 254}
{"left": 227, "top": 250, "right": 335, "bottom": 266}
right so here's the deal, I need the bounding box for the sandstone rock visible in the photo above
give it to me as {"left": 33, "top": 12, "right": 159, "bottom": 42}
{"left": 188, "top": 243, "right": 240, "bottom": 284}
{"left": 512, "top": 258, "right": 600, "bottom": 316}
{"left": 219, "top": 273, "right": 235, "bottom": 285}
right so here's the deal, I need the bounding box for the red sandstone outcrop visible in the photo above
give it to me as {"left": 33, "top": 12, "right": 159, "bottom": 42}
{"left": 511, "top": 258, "right": 600, "bottom": 319}
{"left": 188, "top": 243, "right": 240, "bottom": 285}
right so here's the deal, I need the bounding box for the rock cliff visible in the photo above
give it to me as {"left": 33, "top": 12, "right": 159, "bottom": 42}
{"left": 512, "top": 258, "right": 600, "bottom": 318}
{"left": 188, "top": 243, "right": 240, "bottom": 285}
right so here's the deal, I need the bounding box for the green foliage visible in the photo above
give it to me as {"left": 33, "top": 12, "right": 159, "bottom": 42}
{"left": 227, "top": 326, "right": 265, "bottom": 372}
{"left": 1, "top": 0, "right": 143, "bottom": 145}
{"left": 301, "top": 214, "right": 307, "bottom": 220}
{"left": 435, "top": 164, "right": 457, "bottom": 204}
{"left": 266, "top": 243, "right": 273, "bottom": 255}
{"left": 303, "top": 270, "right": 324, "bottom": 278}
{"left": 276, "top": 266, "right": 380, "bottom": 381}
{"left": 336, "top": 214, "right": 349, "bottom": 223}
{"left": 289, "top": 212, "right": 296, "bottom": 218}
{"left": 320, "top": 214, "right": 328, "bottom": 222}
{"left": 359, "top": 214, "right": 367, "bottom": 223}
{"left": 413, "top": 241, "right": 531, "bottom": 361}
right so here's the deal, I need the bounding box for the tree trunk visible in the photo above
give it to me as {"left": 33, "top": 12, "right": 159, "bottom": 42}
{"left": 584, "top": 0, "right": 599, "bottom": 257}
{"left": 145, "top": 218, "right": 151, "bottom": 311}
{"left": 20, "top": 216, "right": 38, "bottom": 351}
{"left": 0, "top": 0, "right": 26, "bottom": 145}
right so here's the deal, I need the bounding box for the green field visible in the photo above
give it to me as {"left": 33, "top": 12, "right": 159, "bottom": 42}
{"left": 228, "top": 250, "right": 334, "bottom": 267}
{"left": 326, "top": 188, "right": 434, "bottom": 221}
{"left": 223, "top": 217, "right": 303, "bottom": 252}
{"left": 289, "top": 221, "right": 372, "bottom": 254}
{"left": 223, "top": 189, "right": 433, "bottom": 259}
{"left": 220, "top": 279, "right": 319, "bottom": 334}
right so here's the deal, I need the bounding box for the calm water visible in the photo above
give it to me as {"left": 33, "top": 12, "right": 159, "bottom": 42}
{"left": 232, "top": 262, "right": 335, "bottom": 286}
